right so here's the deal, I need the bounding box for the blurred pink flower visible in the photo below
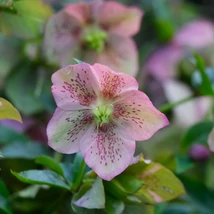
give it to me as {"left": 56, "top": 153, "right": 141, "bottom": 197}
{"left": 44, "top": 0, "right": 143, "bottom": 76}
{"left": 47, "top": 62, "right": 169, "bottom": 180}
{"left": 143, "top": 19, "right": 214, "bottom": 126}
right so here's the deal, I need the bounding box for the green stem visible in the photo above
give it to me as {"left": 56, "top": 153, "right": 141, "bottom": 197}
{"left": 71, "top": 160, "right": 86, "bottom": 192}
{"left": 158, "top": 96, "right": 195, "bottom": 113}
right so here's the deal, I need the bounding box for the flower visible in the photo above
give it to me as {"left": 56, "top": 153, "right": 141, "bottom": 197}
{"left": 43, "top": 0, "right": 143, "bottom": 76}
{"left": 47, "top": 62, "right": 169, "bottom": 180}
{"left": 143, "top": 19, "right": 214, "bottom": 127}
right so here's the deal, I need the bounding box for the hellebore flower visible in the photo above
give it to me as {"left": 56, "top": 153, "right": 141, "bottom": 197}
{"left": 143, "top": 19, "right": 214, "bottom": 127}
{"left": 47, "top": 63, "right": 169, "bottom": 180}
{"left": 43, "top": 0, "right": 143, "bottom": 76}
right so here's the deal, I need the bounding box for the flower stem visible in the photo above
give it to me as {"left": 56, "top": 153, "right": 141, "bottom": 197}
{"left": 158, "top": 96, "right": 195, "bottom": 113}
{"left": 71, "top": 159, "right": 86, "bottom": 192}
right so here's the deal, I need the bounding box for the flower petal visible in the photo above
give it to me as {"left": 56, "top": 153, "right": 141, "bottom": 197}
{"left": 98, "top": 1, "right": 143, "bottom": 37}
{"left": 47, "top": 108, "right": 93, "bottom": 154}
{"left": 89, "top": 61, "right": 139, "bottom": 100}
{"left": 80, "top": 123, "right": 135, "bottom": 181}
{"left": 84, "top": 35, "right": 139, "bottom": 76}
{"left": 51, "top": 63, "right": 98, "bottom": 110}
{"left": 43, "top": 10, "right": 82, "bottom": 65}
{"left": 173, "top": 20, "right": 214, "bottom": 49}
{"left": 112, "top": 90, "right": 169, "bottom": 141}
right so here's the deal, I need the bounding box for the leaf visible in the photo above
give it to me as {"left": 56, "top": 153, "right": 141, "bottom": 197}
{"left": 5, "top": 60, "right": 44, "bottom": 115}
{"left": 123, "top": 204, "right": 154, "bottom": 214}
{"left": 181, "top": 121, "right": 213, "bottom": 150}
{"left": 125, "top": 155, "right": 185, "bottom": 204}
{"left": 175, "top": 155, "right": 195, "bottom": 174}
{"left": 0, "top": 195, "right": 11, "bottom": 214}
{"left": 16, "top": 185, "right": 40, "bottom": 199}
{"left": 73, "top": 58, "right": 83, "bottom": 64}
{"left": 11, "top": 169, "right": 70, "bottom": 190}
{"left": 0, "top": 0, "right": 13, "bottom": 8}
{"left": 73, "top": 177, "right": 105, "bottom": 209}
{"left": 0, "top": 126, "right": 29, "bottom": 144}
{"left": 208, "top": 128, "right": 214, "bottom": 152}
{"left": 35, "top": 155, "right": 64, "bottom": 177}
{"left": 0, "top": 180, "right": 9, "bottom": 198}
{"left": 0, "top": 0, "right": 53, "bottom": 38}
{"left": 105, "top": 196, "right": 124, "bottom": 214}
{"left": 0, "top": 98, "right": 22, "bottom": 122}
{"left": 194, "top": 53, "right": 214, "bottom": 95}
{"left": 1, "top": 141, "right": 50, "bottom": 159}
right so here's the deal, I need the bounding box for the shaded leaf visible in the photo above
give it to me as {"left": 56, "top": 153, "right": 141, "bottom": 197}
{"left": 105, "top": 196, "right": 124, "bottom": 214}
{"left": 194, "top": 54, "right": 214, "bottom": 95}
{"left": 208, "top": 128, "right": 214, "bottom": 152}
{"left": 35, "top": 155, "right": 64, "bottom": 177}
{"left": 16, "top": 185, "right": 40, "bottom": 199}
{"left": 0, "top": 0, "right": 13, "bottom": 8}
{"left": 0, "top": 98, "right": 22, "bottom": 122}
{"left": 11, "top": 169, "right": 70, "bottom": 190}
{"left": 181, "top": 121, "right": 213, "bottom": 150}
{"left": 73, "top": 177, "right": 105, "bottom": 209}
{"left": 1, "top": 141, "right": 50, "bottom": 159}
{"left": 175, "top": 155, "right": 195, "bottom": 174}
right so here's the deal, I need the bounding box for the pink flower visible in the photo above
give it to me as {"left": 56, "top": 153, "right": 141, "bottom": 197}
{"left": 47, "top": 63, "right": 169, "bottom": 180}
{"left": 43, "top": 0, "right": 143, "bottom": 76}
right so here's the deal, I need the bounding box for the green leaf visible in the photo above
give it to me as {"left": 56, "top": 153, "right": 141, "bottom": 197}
{"left": 5, "top": 60, "right": 44, "bottom": 115}
{"left": 125, "top": 155, "right": 185, "bottom": 204}
{"left": 0, "top": 195, "right": 11, "bottom": 214}
{"left": 11, "top": 169, "right": 70, "bottom": 190}
{"left": 73, "top": 58, "right": 83, "bottom": 64}
{"left": 0, "top": 180, "right": 9, "bottom": 198}
{"left": 194, "top": 53, "right": 214, "bottom": 95}
{"left": 73, "top": 177, "right": 105, "bottom": 209}
{"left": 35, "top": 155, "right": 64, "bottom": 177}
{"left": 175, "top": 155, "right": 195, "bottom": 174}
{"left": 0, "top": 98, "right": 22, "bottom": 122}
{"left": 105, "top": 196, "right": 124, "bottom": 214}
{"left": 0, "top": 0, "right": 53, "bottom": 38}
{"left": 16, "top": 185, "right": 40, "bottom": 199}
{"left": 1, "top": 141, "right": 50, "bottom": 159}
{"left": 0, "top": 0, "right": 13, "bottom": 8}
{"left": 0, "top": 126, "right": 29, "bottom": 144}
{"left": 123, "top": 204, "right": 154, "bottom": 214}
{"left": 208, "top": 128, "right": 214, "bottom": 152}
{"left": 181, "top": 121, "right": 213, "bottom": 150}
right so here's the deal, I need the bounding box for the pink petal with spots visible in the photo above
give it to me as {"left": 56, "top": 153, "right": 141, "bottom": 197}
{"left": 43, "top": 10, "right": 82, "bottom": 65}
{"left": 51, "top": 64, "right": 98, "bottom": 110}
{"left": 47, "top": 108, "right": 93, "bottom": 154}
{"left": 98, "top": 1, "right": 143, "bottom": 37}
{"left": 84, "top": 35, "right": 139, "bottom": 76}
{"left": 89, "top": 62, "right": 138, "bottom": 100}
{"left": 79, "top": 123, "right": 136, "bottom": 181}
{"left": 173, "top": 20, "right": 214, "bottom": 49}
{"left": 113, "top": 90, "right": 169, "bottom": 141}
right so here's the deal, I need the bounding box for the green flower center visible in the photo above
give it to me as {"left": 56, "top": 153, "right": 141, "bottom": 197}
{"left": 92, "top": 104, "right": 113, "bottom": 127}
{"left": 82, "top": 26, "right": 107, "bottom": 53}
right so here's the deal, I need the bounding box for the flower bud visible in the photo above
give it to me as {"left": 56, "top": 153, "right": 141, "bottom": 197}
{"left": 189, "top": 144, "right": 211, "bottom": 161}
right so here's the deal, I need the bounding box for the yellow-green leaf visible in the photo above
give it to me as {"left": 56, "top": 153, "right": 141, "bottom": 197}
{"left": 0, "top": 98, "right": 22, "bottom": 122}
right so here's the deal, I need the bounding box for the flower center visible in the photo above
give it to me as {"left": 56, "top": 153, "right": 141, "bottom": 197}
{"left": 92, "top": 104, "right": 113, "bottom": 127}
{"left": 82, "top": 25, "right": 107, "bottom": 53}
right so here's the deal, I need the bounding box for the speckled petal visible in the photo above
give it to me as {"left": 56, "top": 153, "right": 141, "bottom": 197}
{"left": 86, "top": 35, "right": 139, "bottom": 76}
{"left": 47, "top": 108, "right": 93, "bottom": 154}
{"left": 80, "top": 123, "right": 135, "bottom": 181}
{"left": 90, "top": 61, "right": 139, "bottom": 100}
{"left": 112, "top": 90, "right": 169, "bottom": 141}
{"left": 51, "top": 63, "right": 98, "bottom": 110}
{"left": 43, "top": 10, "right": 82, "bottom": 65}
{"left": 98, "top": 1, "right": 143, "bottom": 37}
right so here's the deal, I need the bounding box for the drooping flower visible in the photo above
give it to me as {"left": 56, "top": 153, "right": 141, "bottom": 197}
{"left": 47, "top": 62, "right": 169, "bottom": 181}
{"left": 43, "top": 0, "right": 143, "bottom": 76}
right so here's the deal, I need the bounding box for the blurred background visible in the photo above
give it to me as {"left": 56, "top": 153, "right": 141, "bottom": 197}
{"left": 0, "top": 0, "right": 214, "bottom": 213}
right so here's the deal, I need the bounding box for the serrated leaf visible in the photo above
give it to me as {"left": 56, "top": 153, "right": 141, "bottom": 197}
{"left": 73, "top": 177, "right": 105, "bottom": 209}
{"left": 0, "top": 98, "right": 22, "bottom": 122}
{"left": 1, "top": 141, "right": 50, "bottom": 159}
{"left": 35, "top": 155, "right": 64, "bottom": 177}
{"left": 11, "top": 169, "right": 70, "bottom": 190}
{"left": 181, "top": 121, "right": 213, "bottom": 150}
